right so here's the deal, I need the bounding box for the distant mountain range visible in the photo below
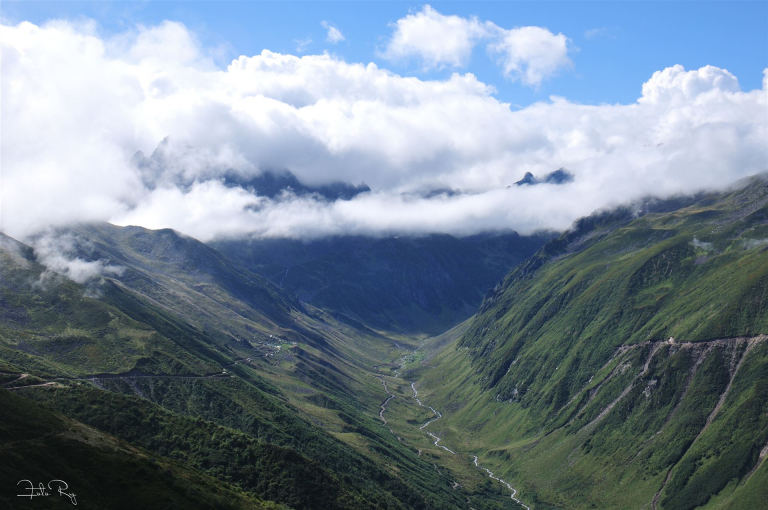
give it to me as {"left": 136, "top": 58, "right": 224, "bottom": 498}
{"left": 512, "top": 168, "right": 575, "bottom": 186}
{"left": 132, "top": 137, "right": 370, "bottom": 201}
{"left": 134, "top": 140, "right": 578, "bottom": 205}
{"left": 223, "top": 170, "right": 371, "bottom": 200}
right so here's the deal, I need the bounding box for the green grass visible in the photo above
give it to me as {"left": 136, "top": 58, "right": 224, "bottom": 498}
{"left": 0, "top": 225, "right": 531, "bottom": 509}
{"left": 0, "top": 388, "right": 283, "bottom": 510}
{"left": 412, "top": 176, "right": 768, "bottom": 509}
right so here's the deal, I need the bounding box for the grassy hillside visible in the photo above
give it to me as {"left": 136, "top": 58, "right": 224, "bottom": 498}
{"left": 0, "top": 226, "right": 521, "bottom": 509}
{"left": 411, "top": 175, "right": 768, "bottom": 509}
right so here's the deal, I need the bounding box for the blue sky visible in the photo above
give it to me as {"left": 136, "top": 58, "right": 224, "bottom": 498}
{"left": 4, "top": 1, "right": 767, "bottom": 106}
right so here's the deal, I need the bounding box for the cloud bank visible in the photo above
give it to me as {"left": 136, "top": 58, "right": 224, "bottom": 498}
{"left": 1, "top": 19, "right": 766, "bottom": 243}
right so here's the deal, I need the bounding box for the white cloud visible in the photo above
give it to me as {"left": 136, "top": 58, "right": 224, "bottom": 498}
{"left": 115, "top": 181, "right": 586, "bottom": 242}
{"left": 489, "top": 26, "right": 572, "bottom": 86}
{"left": 1, "top": 20, "right": 766, "bottom": 244}
{"left": 584, "top": 28, "right": 604, "bottom": 40}
{"left": 691, "top": 237, "right": 714, "bottom": 251}
{"left": 381, "top": 5, "right": 572, "bottom": 85}
{"left": 584, "top": 27, "right": 616, "bottom": 40}
{"left": 382, "top": 5, "right": 490, "bottom": 69}
{"left": 113, "top": 20, "right": 207, "bottom": 66}
{"left": 321, "top": 21, "right": 345, "bottom": 43}
{"left": 31, "top": 231, "right": 124, "bottom": 285}
{"left": 294, "top": 37, "right": 312, "bottom": 53}
{"left": 639, "top": 64, "right": 740, "bottom": 105}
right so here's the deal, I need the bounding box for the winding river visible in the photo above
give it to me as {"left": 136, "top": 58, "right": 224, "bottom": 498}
{"left": 406, "top": 378, "right": 528, "bottom": 508}
{"left": 379, "top": 343, "right": 530, "bottom": 508}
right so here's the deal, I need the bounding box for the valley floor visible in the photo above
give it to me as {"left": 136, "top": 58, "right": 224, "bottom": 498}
{"left": 2, "top": 314, "right": 528, "bottom": 509}
{"left": 5, "top": 310, "right": 768, "bottom": 509}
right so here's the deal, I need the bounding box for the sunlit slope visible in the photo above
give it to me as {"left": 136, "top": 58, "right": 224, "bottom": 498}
{"left": 464, "top": 175, "right": 768, "bottom": 413}
{"left": 415, "top": 175, "right": 768, "bottom": 509}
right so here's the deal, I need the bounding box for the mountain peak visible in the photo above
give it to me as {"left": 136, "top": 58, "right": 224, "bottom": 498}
{"left": 513, "top": 168, "right": 575, "bottom": 186}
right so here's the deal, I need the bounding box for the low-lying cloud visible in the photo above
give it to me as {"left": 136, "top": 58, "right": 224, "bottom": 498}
{"left": 30, "top": 231, "right": 124, "bottom": 285}
{"left": 691, "top": 237, "right": 714, "bottom": 251}
{"left": 117, "top": 181, "right": 585, "bottom": 240}
{"left": 1, "top": 19, "right": 766, "bottom": 243}
{"left": 743, "top": 238, "right": 768, "bottom": 250}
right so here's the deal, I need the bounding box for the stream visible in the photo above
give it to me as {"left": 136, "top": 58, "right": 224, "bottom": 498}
{"left": 378, "top": 344, "right": 530, "bottom": 508}
{"left": 408, "top": 377, "right": 528, "bottom": 507}
{"left": 472, "top": 455, "right": 531, "bottom": 510}
{"left": 409, "top": 380, "right": 527, "bottom": 507}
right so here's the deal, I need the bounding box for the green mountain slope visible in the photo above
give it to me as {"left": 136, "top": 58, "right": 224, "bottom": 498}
{"left": 411, "top": 175, "right": 768, "bottom": 509}
{"left": 0, "top": 388, "right": 283, "bottom": 510}
{"left": 213, "top": 232, "right": 553, "bottom": 335}
{"left": 0, "top": 226, "right": 521, "bottom": 509}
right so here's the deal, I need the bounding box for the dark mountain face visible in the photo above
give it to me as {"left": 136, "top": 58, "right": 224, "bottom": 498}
{"left": 223, "top": 170, "right": 371, "bottom": 201}
{"left": 31, "top": 223, "right": 305, "bottom": 335}
{"left": 212, "top": 231, "right": 555, "bottom": 334}
{"left": 513, "top": 168, "right": 575, "bottom": 186}
{"left": 514, "top": 172, "right": 538, "bottom": 186}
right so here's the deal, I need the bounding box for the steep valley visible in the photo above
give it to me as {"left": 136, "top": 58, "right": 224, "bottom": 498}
{"left": 0, "top": 225, "right": 530, "bottom": 509}
{"left": 2, "top": 175, "right": 768, "bottom": 509}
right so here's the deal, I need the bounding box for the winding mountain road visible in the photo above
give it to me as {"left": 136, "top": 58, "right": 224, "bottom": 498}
{"left": 62, "top": 370, "right": 232, "bottom": 381}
